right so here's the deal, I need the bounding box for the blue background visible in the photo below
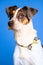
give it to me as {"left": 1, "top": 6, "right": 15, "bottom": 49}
{"left": 0, "top": 0, "right": 43, "bottom": 65}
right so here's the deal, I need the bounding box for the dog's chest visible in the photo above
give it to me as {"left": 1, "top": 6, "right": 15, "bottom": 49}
{"left": 14, "top": 42, "right": 43, "bottom": 65}
{"left": 19, "top": 41, "right": 41, "bottom": 56}
{"left": 22, "top": 43, "right": 43, "bottom": 63}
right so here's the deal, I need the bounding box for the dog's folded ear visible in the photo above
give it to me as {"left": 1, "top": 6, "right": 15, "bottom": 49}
{"left": 22, "top": 6, "right": 38, "bottom": 19}
{"left": 6, "top": 5, "right": 19, "bottom": 19}
{"left": 30, "top": 7, "right": 38, "bottom": 17}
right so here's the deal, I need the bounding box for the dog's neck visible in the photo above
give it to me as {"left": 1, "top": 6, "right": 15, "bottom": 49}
{"left": 14, "top": 21, "right": 37, "bottom": 46}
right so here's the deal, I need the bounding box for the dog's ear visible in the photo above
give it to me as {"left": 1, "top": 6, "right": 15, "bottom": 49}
{"left": 22, "top": 6, "right": 38, "bottom": 19}
{"left": 30, "top": 7, "right": 38, "bottom": 17}
{"left": 6, "top": 5, "right": 19, "bottom": 19}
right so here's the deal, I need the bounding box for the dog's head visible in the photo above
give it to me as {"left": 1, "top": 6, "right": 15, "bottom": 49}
{"left": 6, "top": 6, "right": 38, "bottom": 31}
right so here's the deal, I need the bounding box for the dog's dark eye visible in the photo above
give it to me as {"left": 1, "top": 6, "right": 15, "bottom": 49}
{"left": 19, "top": 14, "right": 25, "bottom": 19}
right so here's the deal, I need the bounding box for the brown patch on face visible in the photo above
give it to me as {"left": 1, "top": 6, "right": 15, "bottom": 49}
{"left": 22, "top": 17, "right": 29, "bottom": 25}
{"left": 13, "top": 10, "right": 16, "bottom": 14}
{"left": 17, "top": 10, "right": 30, "bottom": 25}
{"left": 6, "top": 5, "right": 19, "bottom": 19}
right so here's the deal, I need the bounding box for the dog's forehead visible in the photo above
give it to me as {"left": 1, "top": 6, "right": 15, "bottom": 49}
{"left": 15, "top": 8, "right": 26, "bottom": 17}
{"left": 14, "top": 8, "right": 21, "bottom": 17}
{"left": 15, "top": 7, "right": 31, "bottom": 19}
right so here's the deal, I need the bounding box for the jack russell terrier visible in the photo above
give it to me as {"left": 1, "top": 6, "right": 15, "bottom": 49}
{"left": 6, "top": 6, "right": 43, "bottom": 65}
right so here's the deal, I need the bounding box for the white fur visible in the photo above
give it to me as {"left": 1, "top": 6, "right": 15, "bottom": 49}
{"left": 11, "top": 8, "right": 43, "bottom": 65}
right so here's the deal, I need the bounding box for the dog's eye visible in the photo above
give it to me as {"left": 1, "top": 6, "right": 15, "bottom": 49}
{"left": 19, "top": 14, "right": 25, "bottom": 19}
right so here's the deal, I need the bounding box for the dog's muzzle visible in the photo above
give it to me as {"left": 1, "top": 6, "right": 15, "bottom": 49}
{"left": 8, "top": 20, "right": 14, "bottom": 27}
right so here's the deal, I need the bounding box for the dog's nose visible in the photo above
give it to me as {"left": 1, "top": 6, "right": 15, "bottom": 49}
{"left": 8, "top": 20, "right": 14, "bottom": 27}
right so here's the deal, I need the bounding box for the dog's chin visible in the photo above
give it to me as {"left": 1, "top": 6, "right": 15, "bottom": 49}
{"left": 8, "top": 26, "right": 19, "bottom": 31}
{"left": 8, "top": 26, "right": 13, "bottom": 30}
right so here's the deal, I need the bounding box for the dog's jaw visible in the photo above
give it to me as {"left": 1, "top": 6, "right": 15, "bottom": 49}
{"left": 14, "top": 20, "right": 37, "bottom": 46}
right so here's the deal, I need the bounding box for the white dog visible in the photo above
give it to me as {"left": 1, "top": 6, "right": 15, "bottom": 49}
{"left": 6, "top": 6, "right": 43, "bottom": 65}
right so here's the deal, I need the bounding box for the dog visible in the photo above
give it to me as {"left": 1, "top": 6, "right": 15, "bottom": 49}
{"left": 6, "top": 6, "right": 43, "bottom": 65}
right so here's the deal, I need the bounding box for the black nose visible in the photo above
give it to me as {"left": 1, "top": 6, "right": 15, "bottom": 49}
{"left": 8, "top": 20, "right": 14, "bottom": 27}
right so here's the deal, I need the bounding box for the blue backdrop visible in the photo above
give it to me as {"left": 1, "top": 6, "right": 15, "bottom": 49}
{"left": 0, "top": 0, "right": 43, "bottom": 65}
